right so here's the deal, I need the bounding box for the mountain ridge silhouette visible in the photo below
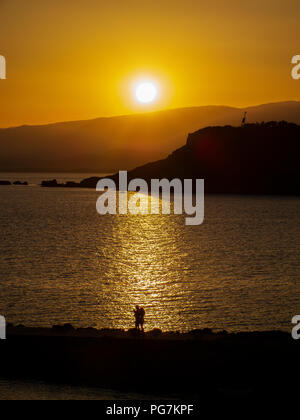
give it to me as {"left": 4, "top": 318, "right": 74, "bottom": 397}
{"left": 1, "top": 101, "right": 300, "bottom": 172}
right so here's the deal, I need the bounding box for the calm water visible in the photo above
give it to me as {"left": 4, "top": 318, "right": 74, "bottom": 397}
{"left": 0, "top": 173, "right": 299, "bottom": 332}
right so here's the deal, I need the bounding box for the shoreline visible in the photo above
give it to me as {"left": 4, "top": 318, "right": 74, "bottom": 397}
{"left": 2, "top": 181, "right": 300, "bottom": 198}
{"left": 1, "top": 324, "right": 298, "bottom": 399}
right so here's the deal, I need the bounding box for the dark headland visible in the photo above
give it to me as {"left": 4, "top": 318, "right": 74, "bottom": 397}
{"left": 42, "top": 122, "right": 300, "bottom": 195}
{"left": 1, "top": 324, "right": 299, "bottom": 399}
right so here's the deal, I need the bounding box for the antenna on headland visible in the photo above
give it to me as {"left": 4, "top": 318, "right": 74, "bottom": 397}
{"left": 242, "top": 112, "right": 247, "bottom": 126}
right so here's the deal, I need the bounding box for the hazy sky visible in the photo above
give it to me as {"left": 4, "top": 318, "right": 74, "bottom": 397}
{"left": 0, "top": 0, "right": 300, "bottom": 127}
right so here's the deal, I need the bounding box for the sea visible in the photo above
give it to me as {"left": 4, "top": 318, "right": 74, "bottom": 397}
{"left": 0, "top": 172, "right": 299, "bottom": 398}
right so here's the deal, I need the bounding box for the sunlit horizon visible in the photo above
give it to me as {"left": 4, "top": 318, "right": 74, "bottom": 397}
{"left": 1, "top": 0, "right": 300, "bottom": 128}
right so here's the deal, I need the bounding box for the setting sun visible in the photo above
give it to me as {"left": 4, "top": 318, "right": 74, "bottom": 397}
{"left": 135, "top": 82, "right": 158, "bottom": 104}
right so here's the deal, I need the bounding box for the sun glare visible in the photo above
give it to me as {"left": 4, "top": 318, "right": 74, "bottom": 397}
{"left": 135, "top": 82, "right": 158, "bottom": 104}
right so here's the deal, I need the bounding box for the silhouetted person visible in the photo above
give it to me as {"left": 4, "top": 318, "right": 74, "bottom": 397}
{"left": 133, "top": 306, "right": 145, "bottom": 331}
{"left": 134, "top": 305, "right": 140, "bottom": 330}
{"left": 139, "top": 307, "right": 145, "bottom": 332}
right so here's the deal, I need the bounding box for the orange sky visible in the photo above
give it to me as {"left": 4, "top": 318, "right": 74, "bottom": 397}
{"left": 0, "top": 0, "right": 300, "bottom": 128}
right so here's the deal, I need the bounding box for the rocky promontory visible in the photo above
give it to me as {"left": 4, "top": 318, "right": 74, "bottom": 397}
{"left": 41, "top": 121, "right": 300, "bottom": 195}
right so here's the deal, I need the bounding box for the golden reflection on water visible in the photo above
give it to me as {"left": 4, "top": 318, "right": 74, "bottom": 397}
{"left": 2, "top": 187, "right": 299, "bottom": 332}
{"left": 96, "top": 193, "right": 188, "bottom": 331}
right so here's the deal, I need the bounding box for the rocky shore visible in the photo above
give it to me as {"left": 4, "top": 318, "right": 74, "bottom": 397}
{"left": 0, "top": 180, "right": 28, "bottom": 186}
{"left": 0, "top": 324, "right": 298, "bottom": 399}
